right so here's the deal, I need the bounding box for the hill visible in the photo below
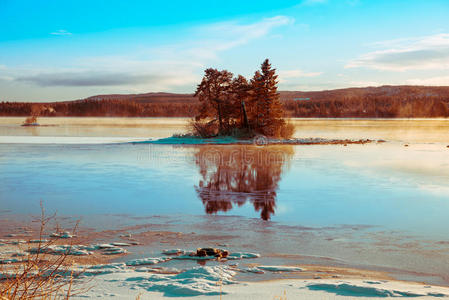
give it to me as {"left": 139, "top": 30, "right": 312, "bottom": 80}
{"left": 1, "top": 85, "right": 449, "bottom": 118}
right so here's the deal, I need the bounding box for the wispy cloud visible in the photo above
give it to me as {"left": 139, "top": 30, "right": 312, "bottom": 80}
{"left": 346, "top": 33, "right": 449, "bottom": 71}
{"left": 13, "top": 16, "right": 293, "bottom": 90}
{"left": 50, "top": 29, "right": 72, "bottom": 36}
{"left": 185, "top": 16, "right": 294, "bottom": 60}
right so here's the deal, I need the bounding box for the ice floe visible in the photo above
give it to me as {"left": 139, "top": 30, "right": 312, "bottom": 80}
{"left": 50, "top": 231, "right": 74, "bottom": 238}
{"left": 258, "top": 266, "right": 304, "bottom": 272}
{"left": 111, "top": 242, "right": 133, "bottom": 247}
{"left": 227, "top": 252, "right": 260, "bottom": 259}
{"left": 162, "top": 249, "right": 185, "bottom": 255}
{"left": 126, "top": 257, "right": 172, "bottom": 266}
{"left": 102, "top": 247, "right": 127, "bottom": 255}
{"left": 28, "top": 245, "right": 92, "bottom": 256}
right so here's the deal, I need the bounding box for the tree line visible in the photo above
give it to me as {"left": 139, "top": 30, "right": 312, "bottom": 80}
{"left": 1, "top": 83, "right": 449, "bottom": 120}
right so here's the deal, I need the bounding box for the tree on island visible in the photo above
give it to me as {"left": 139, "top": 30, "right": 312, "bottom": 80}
{"left": 192, "top": 59, "right": 294, "bottom": 139}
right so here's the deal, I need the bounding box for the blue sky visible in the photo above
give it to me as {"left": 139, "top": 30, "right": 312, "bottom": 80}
{"left": 1, "top": 0, "right": 449, "bottom": 101}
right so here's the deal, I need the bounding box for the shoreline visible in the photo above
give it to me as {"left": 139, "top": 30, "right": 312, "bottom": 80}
{"left": 2, "top": 217, "right": 449, "bottom": 298}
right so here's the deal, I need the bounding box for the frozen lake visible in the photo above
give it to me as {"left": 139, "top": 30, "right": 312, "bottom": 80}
{"left": 1, "top": 117, "right": 449, "bottom": 285}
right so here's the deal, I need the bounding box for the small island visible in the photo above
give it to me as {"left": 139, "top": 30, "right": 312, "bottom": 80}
{"left": 190, "top": 59, "right": 294, "bottom": 139}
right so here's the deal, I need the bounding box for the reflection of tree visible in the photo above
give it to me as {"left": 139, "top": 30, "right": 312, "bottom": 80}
{"left": 194, "top": 146, "right": 293, "bottom": 220}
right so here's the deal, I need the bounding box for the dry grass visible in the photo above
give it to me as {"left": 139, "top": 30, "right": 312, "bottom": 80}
{"left": 0, "top": 203, "right": 90, "bottom": 299}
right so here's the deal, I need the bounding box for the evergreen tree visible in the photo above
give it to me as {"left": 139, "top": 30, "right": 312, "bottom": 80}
{"left": 250, "top": 59, "right": 285, "bottom": 136}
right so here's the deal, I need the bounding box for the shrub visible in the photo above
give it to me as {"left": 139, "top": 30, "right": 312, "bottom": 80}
{"left": 0, "top": 204, "right": 88, "bottom": 299}
{"left": 188, "top": 119, "right": 219, "bottom": 138}
{"left": 279, "top": 122, "right": 295, "bottom": 139}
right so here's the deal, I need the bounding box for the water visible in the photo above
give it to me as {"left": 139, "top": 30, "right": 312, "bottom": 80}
{"left": 1, "top": 117, "right": 449, "bottom": 284}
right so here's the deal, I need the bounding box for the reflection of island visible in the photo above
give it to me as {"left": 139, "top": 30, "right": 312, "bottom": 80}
{"left": 194, "top": 146, "right": 293, "bottom": 220}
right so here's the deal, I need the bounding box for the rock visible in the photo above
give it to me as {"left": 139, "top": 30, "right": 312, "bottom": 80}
{"left": 195, "top": 248, "right": 229, "bottom": 258}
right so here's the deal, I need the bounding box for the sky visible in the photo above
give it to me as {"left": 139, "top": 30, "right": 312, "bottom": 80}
{"left": 1, "top": 0, "right": 449, "bottom": 102}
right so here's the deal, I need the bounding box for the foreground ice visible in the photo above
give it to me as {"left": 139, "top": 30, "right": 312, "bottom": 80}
{"left": 71, "top": 268, "right": 449, "bottom": 299}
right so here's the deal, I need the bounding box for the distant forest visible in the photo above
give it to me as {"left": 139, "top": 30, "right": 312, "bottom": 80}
{"left": 1, "top": 85, "right": 449, "bottom": 118}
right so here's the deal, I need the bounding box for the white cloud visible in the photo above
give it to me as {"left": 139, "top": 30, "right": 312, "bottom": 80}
{"left": 346, "top": 33, "right": 449, "bottom": 71}
{"left": 50, "top": 29, "right": 72, "bottom": 36}
{"left": 406, "top": 76, "right": 449, "bottom": 86}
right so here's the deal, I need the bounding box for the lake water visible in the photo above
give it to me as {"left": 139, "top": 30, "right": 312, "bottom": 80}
{"left": 1, "top": 117, "right": 449, "bottom": 285}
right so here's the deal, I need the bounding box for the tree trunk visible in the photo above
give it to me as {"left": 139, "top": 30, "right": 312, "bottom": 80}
{"left": 217, "top": 101, "right": 223, "bottom": 134}
{"left": 241, "top": 100, "right": 249, "bottom": 129}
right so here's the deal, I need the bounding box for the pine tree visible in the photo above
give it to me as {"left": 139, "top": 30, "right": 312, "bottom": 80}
{"left": 250, "top": 59, "right": 285, "bottom": 136}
